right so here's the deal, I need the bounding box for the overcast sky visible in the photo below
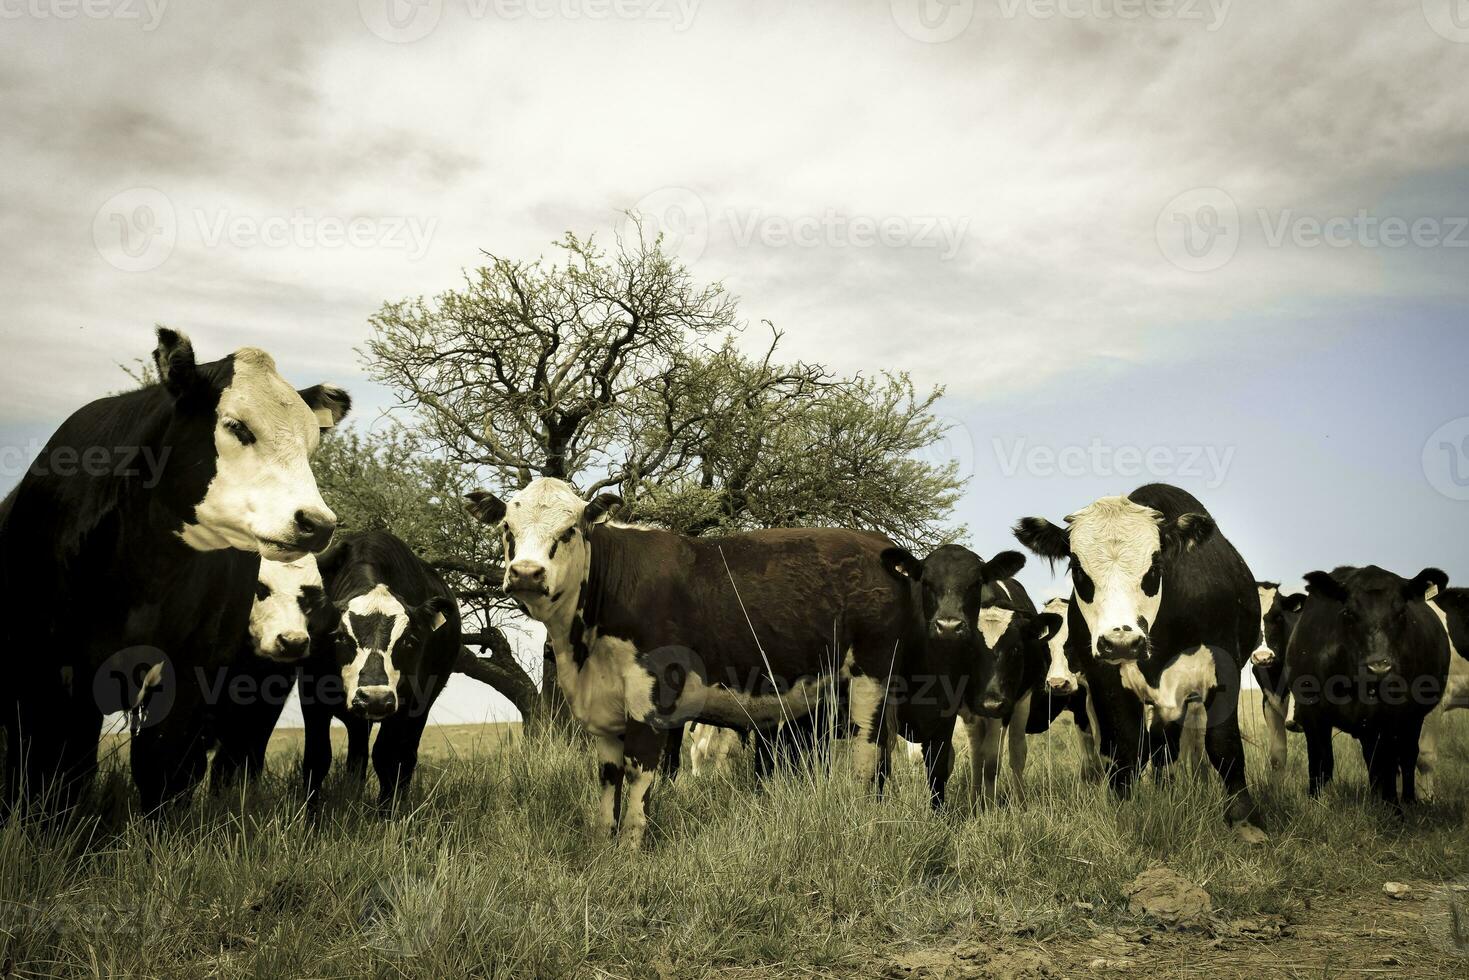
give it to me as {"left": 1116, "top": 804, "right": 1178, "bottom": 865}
{"left": 3, "top": 1, "right": 1467, "bottom": 725}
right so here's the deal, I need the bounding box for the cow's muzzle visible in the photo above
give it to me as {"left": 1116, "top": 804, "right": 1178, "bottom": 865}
{"left": 1250, "top": 647, "right": 1276, "bottom": 667}
{"left": 351, "top": 686, "right": 398, "bottom": 720}
{"left": 1096, "top": 628, "right": 1148, "bottom": 664}
{"left": 931, "top": 617, "right": 968, "bottom": 639}
{"left": 1046, "top": 675, "right": 1077, "bottom": 697}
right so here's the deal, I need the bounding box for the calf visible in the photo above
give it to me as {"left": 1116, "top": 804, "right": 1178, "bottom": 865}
{"left": 0, "top": 329, "right": 348, "bottom": 815}
{"left": 1015, "top": 483, "right": 1266, "bottom": 841}
{"left": 1249, "top": 582, "right": 1307, "bottom": 775}
{"left": 299, "top": 531, "right": 461, "bottom": 810}
{"left": 878, "top": 544, "right": 1029, "bottom": 806}
{"left": 1287, "top": 565, "right": 1448, "bottom": 809}
{"left": 1418, "top": 586, "right": 1469, "bottom": 800}
{"left": 465, "top": 478, "right": 918, "bottom": 847}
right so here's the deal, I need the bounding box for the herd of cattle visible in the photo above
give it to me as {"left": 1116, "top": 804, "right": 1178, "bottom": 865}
{"left": 1, "top": 331, "right": 1466, "bottom": 851}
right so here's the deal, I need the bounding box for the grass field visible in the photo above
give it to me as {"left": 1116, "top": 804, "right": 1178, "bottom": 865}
{"left": 2, "top": 696, "right": 1467, "bottom": 978}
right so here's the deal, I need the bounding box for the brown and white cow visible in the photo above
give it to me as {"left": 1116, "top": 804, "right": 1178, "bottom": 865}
{"left": 465, "top": 478, "right": 917, "bottom": 848}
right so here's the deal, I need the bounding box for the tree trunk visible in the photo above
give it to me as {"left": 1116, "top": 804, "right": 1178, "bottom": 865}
{"left": 452, "top": 627, "right": 539, "bottom": 724}
{"left": 538, "top": 641, "right": 576, "bottom": 735}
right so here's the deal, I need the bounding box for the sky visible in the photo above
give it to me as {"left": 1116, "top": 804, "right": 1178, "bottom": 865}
{"left": 2, "top": 0, "right": 1467, "bottom": 726}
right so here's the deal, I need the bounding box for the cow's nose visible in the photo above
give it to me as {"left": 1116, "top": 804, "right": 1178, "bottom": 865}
{"left": 507, "top": 561, "right": 547, "bottom": 592}
{"left": 1250, "top": 647, "right": 1276, "bottom": 667}
{"left": 294, "top": 508, "right": 337, "bottom": 552}
{"left": 1046, "top": 675, "right": 1076, "bottom": 696}
{"left": 981, "top": 696, "right": 1007, "bottom": 715}
{"left": 351, "top": 687, "right": 397, "bottom": 720}
{"left": 275, "top": 633, "right": 310, "bottom": 662}
{"left": 1096, "top": 629, "right": 1147, "bottom": 663}
{"left": 933, "top": 618, "right": 966, "bottom": 637}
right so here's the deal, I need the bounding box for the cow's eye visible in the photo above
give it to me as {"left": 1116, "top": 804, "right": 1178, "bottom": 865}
{"left": 224, "top": 418, "right": 257, "bottom": 446}
{"left": 1070, "top": 563, "right": 1095, "bottom": 603}
{"left": 558, "top": 526, "right": 576, "bottom": 544}
{"left": 254, "top": 582, "right": 271, "bottom": 602}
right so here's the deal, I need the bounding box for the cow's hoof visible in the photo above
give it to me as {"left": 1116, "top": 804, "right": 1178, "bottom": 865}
{"left": 618, "top": 827, "right": 647, "bottom": 851}
{"left": 1234, "top": 823, "right": 1269, "bottom": 846}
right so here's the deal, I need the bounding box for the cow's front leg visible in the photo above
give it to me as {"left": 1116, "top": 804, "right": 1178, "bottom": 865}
{"left": 964, "top": 715, "right": 1002, "bottom": 805}
{"left": 1006, "top": 694, "right": 1032, "bottom": 803}
{"left": 847, "top": 674, "right": 890, "bottom": 788}
{"left": 1416, "top": 702, "right": 1442, "bottom": 803}
{"left": 1261, "top": 690, "right": 1289, "bottom": 777}
{"left": 594, "top": 733, "right": 625, "bottom": 839}
{"left": 620, "top": 723, "right": 664, "bottom": 850}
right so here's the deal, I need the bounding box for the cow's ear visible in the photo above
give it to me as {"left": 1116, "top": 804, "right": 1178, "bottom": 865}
{"left": 984, "top": 550, "right": 1027, "bottom": 583}
{"left": 1304, "top": 570, "right": 1349, "bottom": 603}
{"left": 1405, "top": 567, "right": 1449, "bottom": 602}
{"left": 465, "top": 491, "right": 507, "bottom": 526}
{"left": 417, "top": 596, "right": 457, "bottom": 632}
{"left": 1164, "top": 513, "right": 1215, "bottom": 553}
{"left": 1013, "top": 517, "right": 1069, "bottom": 563}
{"left": 154, "top": 326, "right": 198, "bottom": 396}
{"left": 1280, "top": 592, "right": 1308, "bottom": 614}
{"left": 1034, "top": 612, "right": 1064, "bottom": 643}
{"left": 583, "top": 493, "right": 622, "bottom": 527}
{"left": 881, "top": 547, "right": 924, "bottom": 581}
{"left": 298, "top": 384, "right": 352, "bottom": 430}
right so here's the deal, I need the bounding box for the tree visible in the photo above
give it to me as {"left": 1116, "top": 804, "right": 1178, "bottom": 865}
{"left": 363, "top": 222, "right": 966, "bottom": 726}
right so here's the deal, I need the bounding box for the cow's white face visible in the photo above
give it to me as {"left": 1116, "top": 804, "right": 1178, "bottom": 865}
{"left": 333, "top": 584, "right": 452, "bottom": 719}
{"left": 1042, "top": 596, "right": 1079, "bottom": 694}
{"left": 1251, "top": 584, "right": 1279, "bottom": 666}
{"left": 1065, "top": 497, "right": 1166, "bottom": 663}
{"left": 181, "top": 348, "right": 346, "bottom": 562}
{"left": 465, "top": 478, "right": 621, "bottom": 624}
{"left": 249, "top": 554, "right": 324, "bottom": 662}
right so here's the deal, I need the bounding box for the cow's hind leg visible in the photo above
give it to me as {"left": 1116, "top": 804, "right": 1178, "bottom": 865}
{"left": 1205, "top": 715, "right": 1265, "bottom": 842}
{"left": 620, "top": 723, "right": 664, "bottom": 850}
{"left": 1416, "top": 703, "right": 1442, "bottom": 803}
{"left": 847, "top": 673, "right": 890, "bottom": 788}
{"left": 594, "top": 734, "right": 625, "bottom": 840}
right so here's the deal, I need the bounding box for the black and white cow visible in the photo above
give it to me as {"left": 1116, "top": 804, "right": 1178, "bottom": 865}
{"left": 0, "top": 329, "right": 348, "bottom": 814}
{"left": 1037, "top": 596, "right": 1106, "bottom": 781}
{"left": 299, "top": 531, "right": 461, "bottom": 811}
{"left": 1249, "top": 582, "right": 1307, "bottom": 776}
{"left": 465, "top": 478, "right": 919, "bottom": 848}
{"left": 1286, "top": 565, "right": 1449, "bottom": 810}
{"left": 1014, "top": 483, "right": 1266, "bottom": 842}
{"left": 207, "top": 555, "right": 332, "bottom": 791}
{"left": 1418, "top": 586, "right": 1469, "bottom": 800}
{"left": 877, "top": 544, "right": 1031, "bottom": 807}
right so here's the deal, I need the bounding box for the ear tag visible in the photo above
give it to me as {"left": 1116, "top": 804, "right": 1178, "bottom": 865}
{"left": 1424, "top": 583, "right": 1441, "bottom": 601}
{"left": 314, "top": 407, "right": 337, "bottom": 428}
{"left": 432, "top": 611, "right": 447, "bottom": 631}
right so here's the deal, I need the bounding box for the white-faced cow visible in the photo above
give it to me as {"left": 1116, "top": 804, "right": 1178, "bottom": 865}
{"left": 1038, "top": 596, "right": 1106, "bottom": 781}
{"left": 1418, "top": 586, "right": 1469, "bottom": 800}
{"left": 1249, "top": 582, "right": 1307, "bottom": 775}
{"left": 299, "top": 531, "right": 460, "bottom": 811}
{"left": 0, "top": 329, "right": 348, "bottom": 814}
{"left": 1014, "top": 483, "right": 1266, "bottom": 842}
{"left": 877, "top": 544, "right": 1032, "bottom": 806}
{"left": 465, "top": 478, "right": 917, "bottom": 848}
{"left": 207, "top": 554, "right": 333, "bottom": 791}
{"left": 1286, "top": 565, "right": 1449, "bottom": 811}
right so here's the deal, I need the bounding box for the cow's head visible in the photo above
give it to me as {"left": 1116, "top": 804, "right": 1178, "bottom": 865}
{"left": 973, "top": 603, "right": 1064, "bottom": 718}
{"left": 464, "top": 478, "right": 621, "bottom": 623}
{"left": 330, "top": 583, "right": 457, "bottom": 720}
{"left": 249, "top": 554, "right": 329, "bottom": 663}
{"left": 1014, "top": 496, "right": 1215, "bottom": 664}
{"left": 1250, "top": 581, "right": 1306, "bottom": 667}
{"left": 1041, "top": 596, "right": 1081, "bottom": 695}
{"left": 880, "top": 544, "right": 1027, "bottom": 641}
{"left": 153, "top": 328, "right": 350, "bottom": 562}
{"left": 1303, "top": 566, "right": 1447, "bottom": 677}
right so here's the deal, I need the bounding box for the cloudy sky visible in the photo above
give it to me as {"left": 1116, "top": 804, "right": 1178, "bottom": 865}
{"left": 3, "top": 0, "right": 1467, "bottom": 724}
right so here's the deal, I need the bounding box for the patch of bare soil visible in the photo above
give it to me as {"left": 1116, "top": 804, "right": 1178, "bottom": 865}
{"left": 878, "top": 878, "right": 1469, "bottom": 979}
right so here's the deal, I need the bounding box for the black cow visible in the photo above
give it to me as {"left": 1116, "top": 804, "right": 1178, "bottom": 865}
{"left": 1418, "top": 587, "right": 1469, "bottom": 800}
{"left": 1248, "top": 582, "right": 1307, "bottom": 775}
{"left": 877, "top": 544, "right": 1058, "bottom": 806}
{"left": 1287, "top": 565, "right": 1449, "bottom": 810}
{"left": 464, "top": 477, "right": 919, "bottom": 848}
{"left": 1015, "top": 483, "right": 1266, "bottom": 842}
{"left": 0, "top": 329, "right": 348, "bottom": 815}
{"left": 299, "top": 531, "right": 461, "bottom": 811}
{"left": 207, "top": 555, "right": 332, "bottom": 791}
